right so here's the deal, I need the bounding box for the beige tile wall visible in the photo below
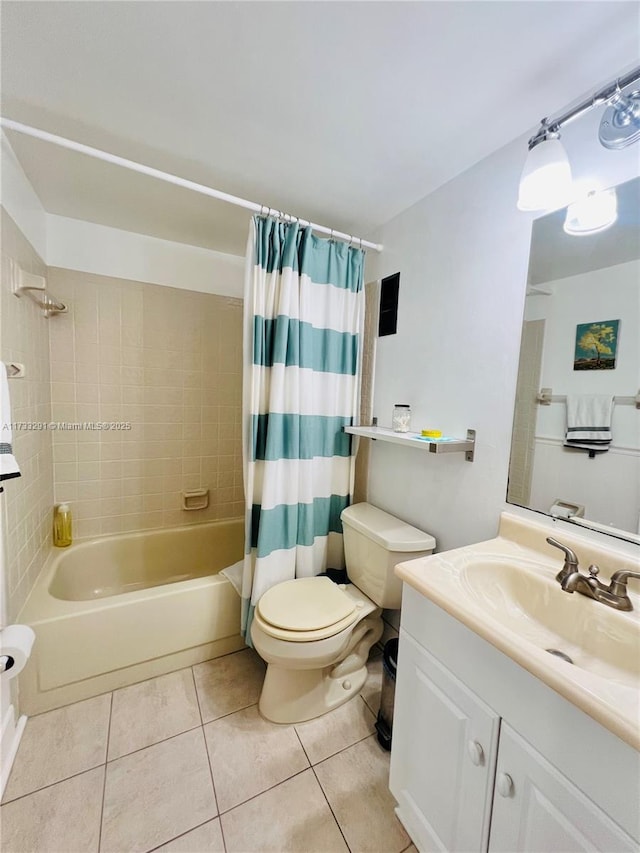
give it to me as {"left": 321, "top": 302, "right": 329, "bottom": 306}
{"left": 1, "top": 210, "right": 54, "bottom": 621}
{"left": 47, "top": 269, "right": 244, "bottom": 540}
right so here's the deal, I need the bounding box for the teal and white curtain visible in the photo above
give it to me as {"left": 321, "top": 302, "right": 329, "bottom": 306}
{"left": 241, "top": 216, "right": 365, "bottom": 640}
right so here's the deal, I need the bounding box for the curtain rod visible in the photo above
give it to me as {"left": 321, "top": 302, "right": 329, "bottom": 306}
{"left": 0, "top": 117, "right": 383, "bottom": 253}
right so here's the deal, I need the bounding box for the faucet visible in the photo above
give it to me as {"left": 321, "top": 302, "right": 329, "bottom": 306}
{"left": 546, "top": 537, "right": 639, "bottom": 612}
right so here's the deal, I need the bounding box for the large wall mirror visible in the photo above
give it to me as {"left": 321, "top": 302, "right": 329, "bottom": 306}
{"left": 507, "top": 175, "right": 639, "bottom": 544}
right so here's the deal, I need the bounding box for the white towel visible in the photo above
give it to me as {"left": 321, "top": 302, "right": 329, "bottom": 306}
{"left": 0, "top": 363, "right": 21, "bottom": 484}
{"left": 564, "top": 394, "right": 614, "bottom": 458}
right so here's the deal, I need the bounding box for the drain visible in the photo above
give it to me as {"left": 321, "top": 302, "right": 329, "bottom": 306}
{"left": 546, "top": 648, "right": 573, "bottom": 664}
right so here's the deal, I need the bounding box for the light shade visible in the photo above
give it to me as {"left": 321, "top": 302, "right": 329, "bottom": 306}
{"left": 563, "top": 188, "right": 618, "bottom": 236}
{"left": 517, "top": 137, "right": 573, "bottom": 212}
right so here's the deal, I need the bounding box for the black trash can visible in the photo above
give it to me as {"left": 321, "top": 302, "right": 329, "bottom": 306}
{"left": 375, "top": 638, "right": 398, "bottom": 751}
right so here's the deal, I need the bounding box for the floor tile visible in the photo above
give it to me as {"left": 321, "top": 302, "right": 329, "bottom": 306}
{"left": 0, "top": 766, "right": 104, "bottom": 853}
{"left": 204, "top": 704, "right": 308, "bottom": 812}
{"left": 314, "top": 735, "right": 410, "bottom": 853}
{"left": 360, "top": 652, "right": 383, "bottom": 715}
{"left": 193, "top": 649, "right": 265, "bottom": 722}
{"left": 2, "top": 693, "right": 111, "bottom": 802}
{"left": 221, "top": 769, "right": 348, "bottom": 853}
{"left": 101, "top": 728, "right": 216, "bottom": 853}
{"left": 108, "top": 668, "right": 201, "bottom": 759}
{"left": 295, "top": 696, "right": 376, "bottom": 764}
{"left": 153, "top": 818, "right": 225, "bottom": 852}
{"left": 402, "top": 845, "right": 418, "bottom": 853}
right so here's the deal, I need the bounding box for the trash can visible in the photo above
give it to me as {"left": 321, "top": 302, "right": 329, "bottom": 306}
{"left": 375, "top": 638, "right": 398, "bottom": 751}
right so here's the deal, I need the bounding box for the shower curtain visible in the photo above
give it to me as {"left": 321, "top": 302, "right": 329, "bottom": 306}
{"left": 240, "top": 215, "right": 365, "bottom": 641}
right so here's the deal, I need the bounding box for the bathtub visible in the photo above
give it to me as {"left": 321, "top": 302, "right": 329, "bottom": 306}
{"left": 18, "top": 519, "right": 246, "bottom": 715}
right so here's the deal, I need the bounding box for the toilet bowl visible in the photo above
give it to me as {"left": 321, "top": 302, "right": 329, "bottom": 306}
{"left": 251, "top": 503, "right": 435, "bottom": 724}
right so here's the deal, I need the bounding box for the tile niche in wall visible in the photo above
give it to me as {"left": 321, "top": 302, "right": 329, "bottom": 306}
{"left": 47, "top": 268, "right": 244, "bottom": 540}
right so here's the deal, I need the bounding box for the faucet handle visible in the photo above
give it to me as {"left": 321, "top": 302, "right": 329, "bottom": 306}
{"left": 546, "top": 537, "right": 579, "bottom": 566}
{"left": 608, "top": 570, "right": 640, "bottom": 600}
{"left": 546, "top": 537, "right": 580, "bottom": 583}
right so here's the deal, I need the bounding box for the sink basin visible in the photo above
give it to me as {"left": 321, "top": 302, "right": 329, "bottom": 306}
{"left": 460, "top": 557, "right": 640, "bottom": 688}
{"left": 394, "top": 511, "right": 640, "bottom": 750}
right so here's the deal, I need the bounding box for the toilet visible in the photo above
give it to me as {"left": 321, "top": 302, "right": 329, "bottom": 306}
{"left": 251, "top": 502, "right": 436, "bottom": 724}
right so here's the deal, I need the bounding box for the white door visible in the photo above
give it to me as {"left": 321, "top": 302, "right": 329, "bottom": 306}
{"left": 390, "top": 629, "right": 500, "bottom": 852}
{"left": 489, "top": 723, "right": 637, "bottom": 853}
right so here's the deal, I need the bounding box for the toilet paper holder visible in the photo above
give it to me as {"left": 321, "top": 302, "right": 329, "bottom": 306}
{"left": 0, "top": 624, "right": 36, "bottom": 680}
{"left": 550, "top": 499, "right": 585, "bottom": 519}
{"left": 0, "top": 655, "right": 15, "bottom": 674}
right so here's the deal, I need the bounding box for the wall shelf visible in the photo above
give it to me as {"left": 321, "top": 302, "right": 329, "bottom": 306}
{"left": 344, "top": 426, "right": 476, "bottom": 462}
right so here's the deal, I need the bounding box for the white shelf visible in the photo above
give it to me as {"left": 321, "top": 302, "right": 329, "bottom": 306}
{"left": 344, "top": 426, "right": 476, "bottom": 461}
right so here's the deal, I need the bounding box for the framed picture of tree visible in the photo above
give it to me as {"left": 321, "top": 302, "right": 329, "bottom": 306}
{"left": 573, "top": 319, "right": 620, "bottom": 370}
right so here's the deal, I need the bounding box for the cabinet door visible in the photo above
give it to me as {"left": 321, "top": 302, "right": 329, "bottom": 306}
{"left": 489, "top": 724, "right": 637, "bottom": 853}
{"left": 390, "top": 629, "right": 500, "bottom": 852}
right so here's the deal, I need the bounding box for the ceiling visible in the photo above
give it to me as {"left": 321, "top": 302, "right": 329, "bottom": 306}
{"left": 1, "top": 1, "right": 639, "bottom": 256}
{"left": 528, "top": 176, "right": 640, "bottom": 286}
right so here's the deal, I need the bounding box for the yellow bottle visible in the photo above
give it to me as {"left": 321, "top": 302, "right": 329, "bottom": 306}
{"left": 53, "top": 503, "right": 73, "bottom": 547}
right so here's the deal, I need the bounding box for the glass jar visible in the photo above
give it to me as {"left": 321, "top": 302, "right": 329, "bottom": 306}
{"left": 392, "top": 404, "right": 411, "bottom": 433}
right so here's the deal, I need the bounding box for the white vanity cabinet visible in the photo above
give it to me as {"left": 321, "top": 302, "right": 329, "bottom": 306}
{"left": 390, "top": 630, "right": 499, "bottom": 851}
{"left": 489, "top": 724, "right": 636, "bottom": 853}
{"left": 390, "top": 587, "right": 639, "bottom": 853}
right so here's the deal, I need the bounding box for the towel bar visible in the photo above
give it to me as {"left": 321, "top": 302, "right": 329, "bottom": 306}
{"left": 537, "top": 388, "right": 640, "bottom": 409}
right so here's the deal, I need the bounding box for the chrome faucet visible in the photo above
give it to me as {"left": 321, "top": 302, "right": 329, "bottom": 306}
{"left": 546, "top": 537, "right": 639, "bottom": 612}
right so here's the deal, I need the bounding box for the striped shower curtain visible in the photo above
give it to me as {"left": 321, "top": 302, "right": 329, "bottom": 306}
{"left": 240, "top": 216, "right": 365, "bottom": 641}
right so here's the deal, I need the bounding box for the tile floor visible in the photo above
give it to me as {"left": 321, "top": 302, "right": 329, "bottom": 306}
{"left": 1, "top": 648, "right": 417, "bottom": 853}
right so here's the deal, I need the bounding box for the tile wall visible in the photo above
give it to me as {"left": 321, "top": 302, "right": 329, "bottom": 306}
{"left": 1, "top": 210, "right": 54, "bottom": 621}
{"left": 47, "top": 268, "right": 244, "bottom": 540}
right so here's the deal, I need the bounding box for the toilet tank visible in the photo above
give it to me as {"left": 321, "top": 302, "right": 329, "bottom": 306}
{"left": 341, "top": 503, "right": 436, "bottom": 609}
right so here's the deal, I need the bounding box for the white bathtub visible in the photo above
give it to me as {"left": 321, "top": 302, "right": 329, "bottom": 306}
{"left": 18, "top": 520, "right": 246, "bottom": 714}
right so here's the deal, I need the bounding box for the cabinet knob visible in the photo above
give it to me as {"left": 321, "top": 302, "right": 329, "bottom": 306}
{"left": 467, "top": 740, "right": 484, "bottom": 766}
{"left": 497, "top": 773, "right": 514, "bottom": 797}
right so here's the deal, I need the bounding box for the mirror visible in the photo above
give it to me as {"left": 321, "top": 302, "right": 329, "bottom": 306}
{"left": 507, "top": 175, "right": 640, "bottom": 544}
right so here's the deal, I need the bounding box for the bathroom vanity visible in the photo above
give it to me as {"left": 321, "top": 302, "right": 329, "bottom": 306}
{"left": 390, "top": 513, "right": 640, "bottom": 852}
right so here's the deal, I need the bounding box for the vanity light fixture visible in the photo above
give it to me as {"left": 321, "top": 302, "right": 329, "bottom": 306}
{"left": 599, "top": 85, "right": 640, "bottom": 149}
{"left": 518, "top": 65, "right": 640, "bottom": 213}
{"left": 517, "top": 126, "right": 572, "bottom": 212}
{"left": 563, "top": 187, "right": 618, "bottom": 236}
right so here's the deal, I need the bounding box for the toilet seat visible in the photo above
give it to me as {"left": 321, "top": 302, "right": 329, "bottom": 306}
{"left": 255, "top": 577, "right": 360, "bottom": 642}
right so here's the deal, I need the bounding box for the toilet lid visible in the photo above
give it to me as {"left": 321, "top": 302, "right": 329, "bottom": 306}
{"left": 257, "top": 577, "right": 356, "bottom": 632}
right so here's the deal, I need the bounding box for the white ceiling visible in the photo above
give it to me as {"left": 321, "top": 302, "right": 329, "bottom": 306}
{"left": 2, "top": 1, "right": 639, "bottom": 256}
